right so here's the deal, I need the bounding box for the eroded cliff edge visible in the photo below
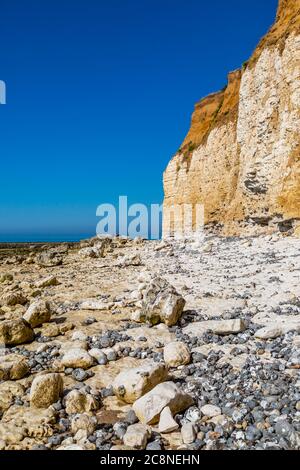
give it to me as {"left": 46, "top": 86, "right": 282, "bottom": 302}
{"left": 163, "top": 0, "right": 300, "bottom": 236}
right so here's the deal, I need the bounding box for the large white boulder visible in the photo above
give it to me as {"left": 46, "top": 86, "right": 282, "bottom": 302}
{"left": 113, "top": 361, "right": 168, "bottom": 404}
{"left": 141, "top": 277, "right": 186, "bottom": 326}
{"left": 61, "top": 348, "right": 94, "bottom": 370}
{"left": 133, "top": 381, "right": 193, "bottom": 425}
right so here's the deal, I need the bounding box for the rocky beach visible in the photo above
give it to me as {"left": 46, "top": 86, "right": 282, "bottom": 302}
{"left": 0, "top": 233, "right": 299, "bottom": 450}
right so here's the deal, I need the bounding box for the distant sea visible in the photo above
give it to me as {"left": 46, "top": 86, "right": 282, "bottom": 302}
{"left": 0, "top": 233, "right": 95, "bottom": 243}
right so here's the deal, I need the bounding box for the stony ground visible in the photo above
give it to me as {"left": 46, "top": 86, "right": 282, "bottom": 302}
{"left": 0, "top": 234, "right": 299, "bottom": 451}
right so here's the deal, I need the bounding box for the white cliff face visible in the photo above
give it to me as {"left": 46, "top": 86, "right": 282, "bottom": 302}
{"left": 163, "top": 28, "right": 300, "bottom": 237}
{"left": 163, "top": 121, "right": 239, "bottom": 234}
{"left": 235, "top": 33, "right": 300, "bottom": 220}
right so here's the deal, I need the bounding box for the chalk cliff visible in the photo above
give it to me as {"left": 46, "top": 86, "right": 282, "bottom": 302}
{"left": 163, "top": 0, "right": 300, "bottom": 236}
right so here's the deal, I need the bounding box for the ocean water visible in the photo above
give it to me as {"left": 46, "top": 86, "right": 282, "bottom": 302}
{"left": 0, "top": 233, "right": 95, "bottom": 243}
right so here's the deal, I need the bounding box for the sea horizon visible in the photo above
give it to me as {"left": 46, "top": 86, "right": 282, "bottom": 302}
{"left": 0, "top": 233, "right": 95, "bottom": 243}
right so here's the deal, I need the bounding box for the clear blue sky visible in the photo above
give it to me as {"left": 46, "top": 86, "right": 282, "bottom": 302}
{"left": 0, "top": 0, "right": 278, "bottom": 241}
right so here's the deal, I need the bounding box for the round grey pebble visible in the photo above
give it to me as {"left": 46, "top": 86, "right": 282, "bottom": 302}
{"left": 72, "top": 368, "right": 88, "bottom": 382}
{"left": 48, "top": 435, "right": 63, "bottom": 446}
{"left": 245, "top": 426, "right": 262, "bottom": 441}
{"left": 107, "top": 350, "right": 117, "bottom": 361}
{"left": 146, "top": 441, "right": 162, "bottom": 451}
{"left": 124, "top": 410, "right": 138, "bottom": 425}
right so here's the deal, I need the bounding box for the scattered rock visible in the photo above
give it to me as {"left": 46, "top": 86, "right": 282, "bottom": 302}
{"left": 57, "top": 445, "right": 84, "bottom": 450}
{"left": 0, "top": 382, "right": 24, "bottom": 413}
{"left": 30, "top": 373, "right": 63, "bottom": 408}
{"left": 202, "top": 242, "right": 213, "bottom": 253}
{"left": 1, "top": 230, "right": 300, "bottom": 450}
{"left": 61, "top": 348, "right": 94, "bottom": 370}
{"left": 118, "top": 254, "right": 142, "bottom": 267}
{"left": 0, "top": 405, "right": 56, "bottom": 445}
{"left": 79, "top": 245, "right": 104, "bottom": 259}
{"left": 200, "top": 404, "right": 222, "bottom": 418}
{"left": 255, "top": 325, "right": 283, "bottom": 340}
{"left": 89, "top": 348, "right": 108, "bottom": 365}
{"left": 183, "top": 319, "right": 246, "bottom": 336}
{"left": 80, "top": 299, "right": 113, "bottom": 311}
{"left": 158, "top": 406, "right": 179, "bottom": 433}
{"left": 123, "top": 423, "right": 151, "bottom": 449}
{"left": 185, "top": 406, "right": 202, "bottom": 423}
{"left": 181, "top": 423, "right": 196, "bottom": 444}
{"left": 72, "top": 331, "right": 88, "bottom": 341}
{"left": 36, "top": 251, "right": 63, "bottom": 267}
{"left": 35, "top": 276, "right": 60, "bottom": 288}
{"left": 113, "top": 361, "right": 168, "bottom": 404}
{"left": 141, "top": 277, "right": 186, "bottom": 326}
{"left": 42, "top": 323, "right": 60, "bottom": 338}
{"left": 154, "top": 241, "right": 169, "bottom": 251}
{"left": 293, "top": 226, "right": 300, "bottom": 238}
{"left": 163, "top": 341, "right": 191, "bottom": 368}
{"left": 65, "top": 390, "right": 99, "bottom": 414}
{"left": 0, "top": 355, "right": 29, "bottom": 380}
{"left": 72, "top": 368, "right": 89, "bottom": 382}
{"left": 124, "top": 409, "right": 138, "bottom": 425}
{"left": 133, "top": 381, "right": 194, "bottom": 424}
{"left": 0, "top": 273, "right": 14, "bottom": 283}
{"left": 146, "top": 441, "right": 162, "bottom": 450}
{"left": 58, "top": 322, "right": 75, "bottom": 335}
{"left": 131, "top": 311, "right": 143, "bottom": 322}
{"left": 71, "top": 413, "right": 97, "bottom": 436}
{"left": 23, "top": 300, "right": 51, "bottom": 327}
{"left": 106, "top": 348, "right": 117, "bottom": 361}
{"left": 2, "top": 292, "right": 27, "bottom": 307}
{"left": 0, "top": 319, "right": 34, "bottom": 346}
{"left": 113, "top": 421, "right": 127, "bottom": 439}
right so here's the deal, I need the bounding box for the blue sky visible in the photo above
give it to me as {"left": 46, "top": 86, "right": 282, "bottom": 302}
{"left": 0, "top": 0, "right": 278, "bottom": 240}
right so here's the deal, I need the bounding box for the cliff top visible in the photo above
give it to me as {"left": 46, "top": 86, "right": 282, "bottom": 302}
{"left": 179, "top": 0, "right": 300, "bottom": 155}
{"left": 249, "top": 0, "right": 300, "bottom": 67}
